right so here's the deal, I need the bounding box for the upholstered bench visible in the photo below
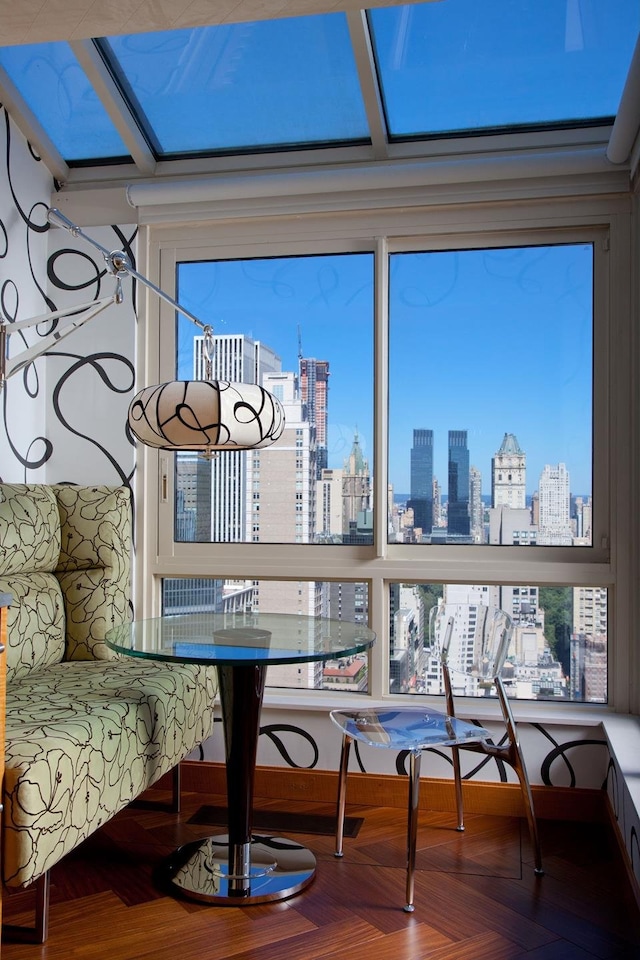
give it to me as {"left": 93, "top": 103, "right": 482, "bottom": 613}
{"left": 0, "top": 483, "right": 217, "bottom": 941}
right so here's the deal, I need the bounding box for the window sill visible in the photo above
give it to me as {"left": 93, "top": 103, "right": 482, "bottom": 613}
{"left": 262, "top": 689, "right": 613, "bottom": 727}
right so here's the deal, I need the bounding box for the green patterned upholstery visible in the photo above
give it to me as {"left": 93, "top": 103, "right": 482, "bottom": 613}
{"left": 53, "top": 484, "right": 131, "bottom": 662}
{"left": 0, "top": 483, "right": 217, "bottom": 890}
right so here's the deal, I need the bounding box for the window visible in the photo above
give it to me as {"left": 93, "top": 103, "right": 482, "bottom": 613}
{"left": 388, "top": 244, "right": 593, "bottom": 547}
{"left": 151, "top": 200, "right": 617, "bottom": 708}
{"left": 175, "top": 252, "right": 374, "bottom": 546}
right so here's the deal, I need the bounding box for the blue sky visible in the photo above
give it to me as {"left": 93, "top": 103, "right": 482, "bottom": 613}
{"left": 178, "top": 241, "right": 593, "bottom": 497}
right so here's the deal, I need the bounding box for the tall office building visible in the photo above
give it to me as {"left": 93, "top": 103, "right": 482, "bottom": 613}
{"left": 247, "top": 371, "right": 315, "bottom": 545}
{"left": 190, "top": 334, "right": 281, "bottom": 542}
{"left": 492, "top": 433, "right": 526, "bottom": 508}
{"left": 299, "top": 357, "right": 329, "bottom": 476}
{"left": 469, "top": 465, "right": 484, "bottom": 542}
{"left": 447, "top": 430, "right": 471, "bottom": 538}
{"left": 538, "top": 463, "right": 573, "bottom": 545}
{"left": 247, "top": 370, "right": 322, "bottom": 688}
{"left": 408, "top": 428, "right": 433, "bottom": 539}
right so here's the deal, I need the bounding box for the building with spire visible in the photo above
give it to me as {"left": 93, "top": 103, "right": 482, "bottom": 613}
{"left": 342, "top": 431, "right": 372, "bottom": 543}
{"left": 492, "top": 432, "right": 526, "bottom": 509}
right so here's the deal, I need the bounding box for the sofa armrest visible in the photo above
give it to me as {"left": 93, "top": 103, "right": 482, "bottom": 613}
{"left": 53, "top": 485, "right": 132, "bottom": 661}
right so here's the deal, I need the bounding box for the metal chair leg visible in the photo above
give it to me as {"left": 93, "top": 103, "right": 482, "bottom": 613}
{"left": 495, "top": 675, "right": 544, "bottom": 876}
{"left": 405, "top": 750, "right": 422, "bottom": 913}
{"left": 3, "top": 871, "right": 50, "bottom": 943}
{"left": 334, "top": 734, "right": 352, "bottom": 858}
{"left": 451, "top": 744, "right": 465, "bottom": 832}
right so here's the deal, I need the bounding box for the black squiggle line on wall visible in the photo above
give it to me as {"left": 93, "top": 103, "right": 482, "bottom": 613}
{"left": 259, "top": 724, "right": 319, "bottom": 769}
{"left": 631, "top": 826, "right": 640, "bottom": 885}
{"left": 47, "top": 246, "right": 106, "bottom": 296}
{"left": 540, "top": 738, "right": 608, "bottom": 787}
{"left": 26, "top": 202, "right": 55, "bottom": 312}
{"left": 4, "top": 112, "right": 52, "bottom": 235}
{"left": 532, "top": 722, "right": 578, "bottom": 786}
{"left": 605, "top": 758, "right": 620, "bottom": 820}
{"left": 50, "top": 351, "right": 135, "bottom": 489}
{"left": 1, "top": 386, "right": 52, "bottom": 474}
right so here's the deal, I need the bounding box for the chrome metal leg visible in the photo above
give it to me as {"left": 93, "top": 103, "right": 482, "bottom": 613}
{"left": 451, "top": 744, "right": 465, "bottom": 832}
{"left": 405, "top": 749, "right": 422, "bottom": 913}
{"left": 495, "top": 675, "right": 543, "bottom": 876}
{"left": 334, "top": 734, "right": 352, "bottom": 858}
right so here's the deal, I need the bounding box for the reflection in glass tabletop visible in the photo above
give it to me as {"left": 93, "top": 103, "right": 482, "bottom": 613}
{"left": 106, "top": 611, "right": 375, "bottom": 667}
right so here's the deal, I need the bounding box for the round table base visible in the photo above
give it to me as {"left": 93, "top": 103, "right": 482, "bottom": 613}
{"left": 159, "top": 834, "right": 316, "bottom": 905}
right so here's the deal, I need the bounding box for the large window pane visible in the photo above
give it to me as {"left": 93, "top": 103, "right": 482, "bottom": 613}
{"left": 388, "top": 244, "right": 593, "bottom": 546}
{"left": 175, "top": 253, "right": 374, "bottom": 545}
{"left": 390, "top": 582, "right": 607, "bottom": 703}
{"left": 162, "top": 577, "right": 369, "bottom": 692}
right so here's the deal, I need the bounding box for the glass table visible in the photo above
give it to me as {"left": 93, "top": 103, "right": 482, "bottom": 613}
{"left": 106, "top": 612, "right": 376, "bottom": 906}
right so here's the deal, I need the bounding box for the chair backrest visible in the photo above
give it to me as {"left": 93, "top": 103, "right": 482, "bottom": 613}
{"left": 429, "top": 602, "right": 514, "bottom": 684}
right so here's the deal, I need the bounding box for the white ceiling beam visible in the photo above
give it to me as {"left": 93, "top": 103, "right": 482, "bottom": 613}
{"left": 70, "top": 39, "right": 156, "bottom": 176}
{"left": 346, "top": 9, "right": 388, "bottom": 160}
{"left": 0, "top": 63, "right": 68, "bottom": 183}
{"left": 0, "top": 1, "right": 426, "bottom": 48}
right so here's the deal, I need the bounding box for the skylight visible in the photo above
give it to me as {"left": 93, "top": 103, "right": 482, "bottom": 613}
{"left": 98, "top": 15, "right": 369, "bottom": 158}
{"left": 0, "top": 1, "right": 638, "bottom": 171}
{"left": 369, "top": 0, "right": 639, "bottom": 138}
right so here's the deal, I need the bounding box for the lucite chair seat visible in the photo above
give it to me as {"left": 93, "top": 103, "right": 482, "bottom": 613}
{"left": 330, "top": 708, "right": 490, "bottom": 751}
{"left": 331, "top": 602, "right": 544, "bottom": 913}
{"left": 330, "top": 707, "right": 491, "bottom": 912}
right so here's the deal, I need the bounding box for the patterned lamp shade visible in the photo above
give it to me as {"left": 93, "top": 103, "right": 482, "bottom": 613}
{"left": 128, "top": 380, "right": 285, "bottom": 452}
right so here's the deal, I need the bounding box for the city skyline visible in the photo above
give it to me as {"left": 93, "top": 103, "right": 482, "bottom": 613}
{"left": 177, "top": 241, "right": 593, "bottom": 497}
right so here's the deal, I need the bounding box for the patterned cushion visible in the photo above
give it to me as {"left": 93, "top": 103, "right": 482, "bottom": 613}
{"left": 0, "top": 573, "right": 66, "bottom": 681}
{"left": 4, "top": 658, "right": 217, "bottom": 888}
{"left": 53, "top": 486, "right": 132, "bottom": 661}
{"left": 0, "top": 484, "right": 61, "bottom": 576}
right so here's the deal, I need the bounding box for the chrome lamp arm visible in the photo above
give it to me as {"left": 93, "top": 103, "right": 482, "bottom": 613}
{"left": 0, "top": 208, "right": 212, "bottom": 390}
{"left": 2, "top": 208, "right": 286, "bottom": 454}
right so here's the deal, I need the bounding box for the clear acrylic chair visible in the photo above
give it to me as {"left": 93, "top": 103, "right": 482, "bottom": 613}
{"left": 330, "top": 602, "right": 543, "bottom": 913}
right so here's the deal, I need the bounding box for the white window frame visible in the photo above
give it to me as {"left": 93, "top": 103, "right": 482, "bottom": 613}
{"left": 133, "top": 187, "right": 634, "bottom": 720}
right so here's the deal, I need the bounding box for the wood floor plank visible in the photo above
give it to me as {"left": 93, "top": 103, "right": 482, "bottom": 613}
{"left": 2, "top": 792, "right": 639, "bottom": 960}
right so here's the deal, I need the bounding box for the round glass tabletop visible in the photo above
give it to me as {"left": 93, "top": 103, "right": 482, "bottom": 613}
{"left": 106, "top": 611, "right": 376, "bottom": 667}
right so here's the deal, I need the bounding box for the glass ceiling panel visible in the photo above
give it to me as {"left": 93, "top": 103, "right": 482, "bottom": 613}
{"left": 99, "top": 14, "right": 369, "bottom": 157}
{"left": 0, "top": 42, "right": 130, "bottom": 162}
{"left": 369, "top": 0, "right": 640, "bottom": 138}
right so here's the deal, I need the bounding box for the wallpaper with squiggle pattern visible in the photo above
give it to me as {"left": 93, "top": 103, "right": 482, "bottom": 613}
{"left": 1, "top": 105, "right": 638, "bottom": 893}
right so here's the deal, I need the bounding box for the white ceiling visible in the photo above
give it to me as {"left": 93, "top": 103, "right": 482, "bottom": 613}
{"left": 0, "top": 0, "right": 415, "bottom": 46}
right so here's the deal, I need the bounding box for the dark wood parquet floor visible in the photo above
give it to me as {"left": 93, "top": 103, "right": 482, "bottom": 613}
{"left": 3, "top": 788, "right": 640, "bottom": 960}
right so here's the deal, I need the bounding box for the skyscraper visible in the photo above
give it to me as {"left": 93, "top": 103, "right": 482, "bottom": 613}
{"left": 299, "top": 357, "right": 329, "bottom": 476}
{"left": 408, "top": 428, "right": 433, "bottom": 539}
{"left": 190, "top": 334, "right": 281, "bottom": 542}
{"left": 538, "top": 463, "right": 573, "bottom": 545}
{"left": 492, "top": 432, "right": 526, "bottom": 509}
{"left": 448, "top": 430, "right": 470, "bottom": 538}
{"left": 469, "top": 465, "right": 484, "bottom": 542}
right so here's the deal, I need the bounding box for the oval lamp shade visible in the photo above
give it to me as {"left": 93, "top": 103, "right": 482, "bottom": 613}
{"left": 128, "top": 380, "right": 285, "bottom": 452}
